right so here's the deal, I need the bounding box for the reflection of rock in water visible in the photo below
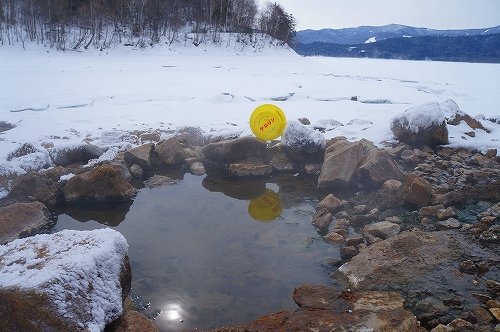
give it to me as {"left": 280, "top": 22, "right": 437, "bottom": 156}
{"left": 202, "top": 175, "right": 266, "bottom": 200}
{"left": 272, "top": 174, "right": 323, "bottom": 209}
{"left": 65, "top": 201, "right": 133, "bottom": 226}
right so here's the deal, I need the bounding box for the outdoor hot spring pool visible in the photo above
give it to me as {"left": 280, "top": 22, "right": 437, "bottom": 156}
{"left": 52, "top": 174, "right": 340, "bottom": 331}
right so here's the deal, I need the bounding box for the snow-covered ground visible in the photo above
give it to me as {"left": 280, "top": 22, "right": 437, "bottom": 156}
{"left": 0, "top": 44, "right": 499, "bottom": 178}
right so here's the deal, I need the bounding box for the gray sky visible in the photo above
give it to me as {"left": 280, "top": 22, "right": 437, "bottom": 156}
{"left": 257, "top": 0, "right": 500, "bottom": 31}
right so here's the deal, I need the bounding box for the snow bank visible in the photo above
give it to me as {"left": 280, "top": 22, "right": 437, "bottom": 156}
{"left": 392, "top": 102, "right": 446, "bottom": 133}
{"left": 0, "top": 229, "right": 129, "bottom": 332}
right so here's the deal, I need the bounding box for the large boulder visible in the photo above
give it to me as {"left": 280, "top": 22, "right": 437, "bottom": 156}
{"left": 109, "top": 310, "right": 159, "bottom": 332}
{"left": 50, "top": 144, "right": 104, "bottom": 166}
{"left": 0, "top": 202, "right": 50, "bottom": 244}
{"left": 282, "top": 120, "right": 325, "bottom": 154}
{"left": 64, "top": 164, "right": 137, "bottom": 204}
{"left": 391, "top": 102, "right": 449, "bottom": 147}
{"left": 124, "top": 143, "right": 153, "bottom": 170}
{"left": 317, "top": 138, "right": 377, "bottom": 189}
{"left": 0, "top": 229, "right": 131, "bottom": 332}
{"left": 210, "top": 285, "right": 424, "bottom": 331}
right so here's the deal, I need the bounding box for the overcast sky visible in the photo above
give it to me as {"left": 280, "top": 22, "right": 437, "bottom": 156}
{"left": 257, "top": 0, "right": 500, "bottom": 31}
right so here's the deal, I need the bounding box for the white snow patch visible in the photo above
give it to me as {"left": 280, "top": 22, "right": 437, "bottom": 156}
{"left": 312, "top": 119, "right": 344, "bottom": 131}
{"left": 84, "top": 147, "right": 120, "bottom": 168}
{"left": 0, "top": 229, "right": 129, "bottom": 332}
{"left": 364, "top": 37, "right": 377, "bottom": 44}
{"left": 59, "top": 173, "right": 75, "bottom": 182}
{"left": 392, "top": 102, "right": 446, "bottom": 133}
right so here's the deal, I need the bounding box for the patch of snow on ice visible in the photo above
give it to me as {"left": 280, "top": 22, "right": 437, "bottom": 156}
{"left": 392, "top": 102, "right": 446, "bottom": 133}
{"left": 312, "top": 119, "right": 344, "bottom": 131}
{"left": 364, "top": 37, "right": 377, "bottom": 44}
{"left": 0, "top": 229, "right": 129, "bottom": 332}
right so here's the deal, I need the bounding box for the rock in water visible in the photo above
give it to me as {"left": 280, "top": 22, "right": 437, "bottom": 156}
{"left": 155, "top": 138, "right": 187, "bottom": 166}
{"left": 124, "top": 143, "right": 154, "bottom": 170}
{"left": 0, "top": 202, "right": 50, "bottom": 244}
{"left": 64, "top": 164, "right": 137, "bottom": 203}
{"left": 0, "top": 229, "right": 131, "bottom": 332}
{"left": 391, "top": 102, "right": 449, "bottom": 147}
{"left": 282, "top": 120, "right": 325, "bottom": 153}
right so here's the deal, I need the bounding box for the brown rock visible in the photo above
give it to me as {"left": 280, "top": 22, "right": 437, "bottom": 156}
{"left": 363, "top": 221, "right": 401, "bottom": 240}
{"left": 228, "top": 163, "right": 273, "bottom": 177}
{"left": 129, "top": 164, "right": 144, "bottom": 179}
{"left": 203, "top": 136, "right": 267, "bottom": 164}
{"left": 401, "top": 174, "right": 432, "bottom": 207}
{"left": 356, "top": 150, "right": 403, "bottom": 187}
{"left": 318, "top": 139, "right": 376, "bottom": 189}
{"left": 0, "top": 202, "right": 50, "bottom": 244}
{"left": 3, "top": 167, "right": 66, "bottom": 208}
{"left": 490, "top": 308, "right": 500, "bottom": 321}
{"left": 110, "top": 310, "right": 159, "bottom": 332}
{"left": 324, "top": 232, "right": 344, "bottom": 244}
{"left": 419, "top": 204, "right": 446, "bottom": 217}
{"left": 124, "top": 143, "right": 153, "bottom": 170}
{"left": 139, "top": 132, "right": 161, "bottom": 143}
{"left": 437, "top": 207, "right": 457, "bottom": 220}
{"left": 267, "top": 145, "right": 297, "bottom": 172}
{"left": 448, "top": 113, "right": 487, "bottom": 131}
{"left": 190, "top": 162, "right": 206, "bottom": 176}
{"left": 49, "top": 144, "right": 103, "bottom": 166}
{"left": 340, "top": 246, "right": 359, "bottom": 260}
{"left": 155, "top": 138, "right": 187, "bottom": 166}
{"left": 143, "top": 175, "right": 178, "bottom": 189}
{"left": 316, "top": 194, "right": 343, "bottom": 212}
{"left": 311, "top": 208, "right": 333, "bottom": 232}
{"left": 485, "top": 149, "right": 497, "bottom": 158}
{"left": 64, "top": 164, "right": 137, "bottom": 203}
{"left": 437, "top": 218, "right": 461, "bottom": 230}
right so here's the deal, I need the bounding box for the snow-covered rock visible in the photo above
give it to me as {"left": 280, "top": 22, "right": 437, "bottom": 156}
{"left": 0, "top": 229, "right": 131, "bottom": 332}
{"left": 49, "top": 144, "right": 104, "bottom": 166}
{"left": 390, "top": 102, "right": 449, "bottom": 147}
{"left": 282, "top": 120, "right": 325, "bottom": 154}
{"left": 441, "top": 99, "right": 487, "bottom": 130}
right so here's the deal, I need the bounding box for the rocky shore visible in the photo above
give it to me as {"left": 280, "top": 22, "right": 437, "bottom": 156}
{"left": 0, "top": 100, "right": 499, "bottom": 331}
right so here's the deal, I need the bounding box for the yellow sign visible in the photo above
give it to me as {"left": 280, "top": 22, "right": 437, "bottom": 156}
{"left": 248, "top": 189, "right": 283, "bottom": 222}
{"left": 250, "top": 104, "right": 287, "bottom": 141}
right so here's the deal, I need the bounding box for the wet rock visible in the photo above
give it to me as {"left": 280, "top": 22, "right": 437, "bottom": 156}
{"left": 190, "top": 162, "right": 206, "bottom": 176}
{"left": 401, "top": 174, "right": 432, "bottom": 207}
{"left": 155, "top": 138, "right": 187, "bottom": 166}
{"left": 66, "top": 201, "right": 133, "bottom": 227}
{"left": 437, "top": 207, "right": 457, "bottom": 220}
{"left": 459, "top": 260, "right": 477, "bottom": 274}
{"left": 353, "top": 205, "right": 368, "bottom": 214}
{"left": 490, "top": 308, "right": 500, "bottom": 321}
{"left": 324, "top": 232, "right": 344, "bottom": 244}
{"left": 437, "top": 218, "right": 461, "bottom": 230}
{"left": 316, "top": 194, "right": 343, "bottom": 213}
{"left": 382, "top": 179, "right": 403, "bottom": 191}
{"left": 228, "top": 163, "right": 273, "bottom": 177}
{"left": 391, "top": 102, "right": 449, "bottom": 147}
{"left": 419, "top": 204, "right": 446, "bottom": 218}
{"left": 431, "top": 191, "right": 465, "bottom": 207}
{"left": 371, "top": 179, "right": 404, "bottom": 210}
{"left": 356, "top": 150, "right": 403, "bottom": 187}
{"left": 479, "top": 231, "right": 498, "bottom": 244}
{"left": 129, "top": 164, "right": 144, "bottom": 179}
{"left": 340, "top": 246, "right": 359, "bottom": 261}
{"left": 345, "top": 236, "right": 364, "bottom": 246}
{"left": 486, "top": 280, "right": 500, "bottom": 298}
{"left": 109, "top": 310, "right": 159, "bottom": 332}
{"left": 318, "top": 138, "right": 376, "bottom": 189}
{"left": 487, "top": 300, "right": 500, "bottom": 309}
{"left": 414, "top": 296, "right": 449, "bottom": 323}
{"left": 282, "top": 120, "right": 325, "bottom": 154}
{"left": 351, "top": 208, "right": 379, "bottom": 224}
{"left": 0, "top": 229, "right": 130, "bottom": 332}
{"left": 311, "top": 208, "right": 333, "bottom": 232}
{"left": 1, "top": 167, "right": 67, "bottom": 208}
{"left": 143, "top": 175, "right": 178, "bottom": 189}
{"left": 64, "top": 164, "right": 137, "bottom": 203}
{"left": 0, "top": 202, "right": 50, "bottom": 244}
{"left": 124, "top": 143, "right": 153, "bottom": 170}
{"left": 363, "top": 221, "right": 401, "bottom": 240}
{"left": 304, "top": 162, "right": 322, "bottom": 175}
{"left": 50, "top": 144, "right": 104, "bottom": 166}
{"left": 339, "top": 230, "right": 497, "bottom": 291}
{"left": 213, "top": 285, "right": 425, "bottom": 331}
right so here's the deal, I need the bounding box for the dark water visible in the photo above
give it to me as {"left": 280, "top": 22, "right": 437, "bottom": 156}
{"left": 54, "top": 174, "right": 339, "bottom": 331}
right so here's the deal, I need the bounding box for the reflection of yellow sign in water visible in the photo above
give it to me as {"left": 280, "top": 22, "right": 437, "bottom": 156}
{"left": 248, "top": 189, "right": 283, "bottom": 222}
{"left": 250, "top": 104, "right": 287, "bottom": 141}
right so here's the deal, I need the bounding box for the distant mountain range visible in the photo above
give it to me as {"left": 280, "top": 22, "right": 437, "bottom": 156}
{"left": 293, "top": 24, "right": 500, "bottom": 63}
